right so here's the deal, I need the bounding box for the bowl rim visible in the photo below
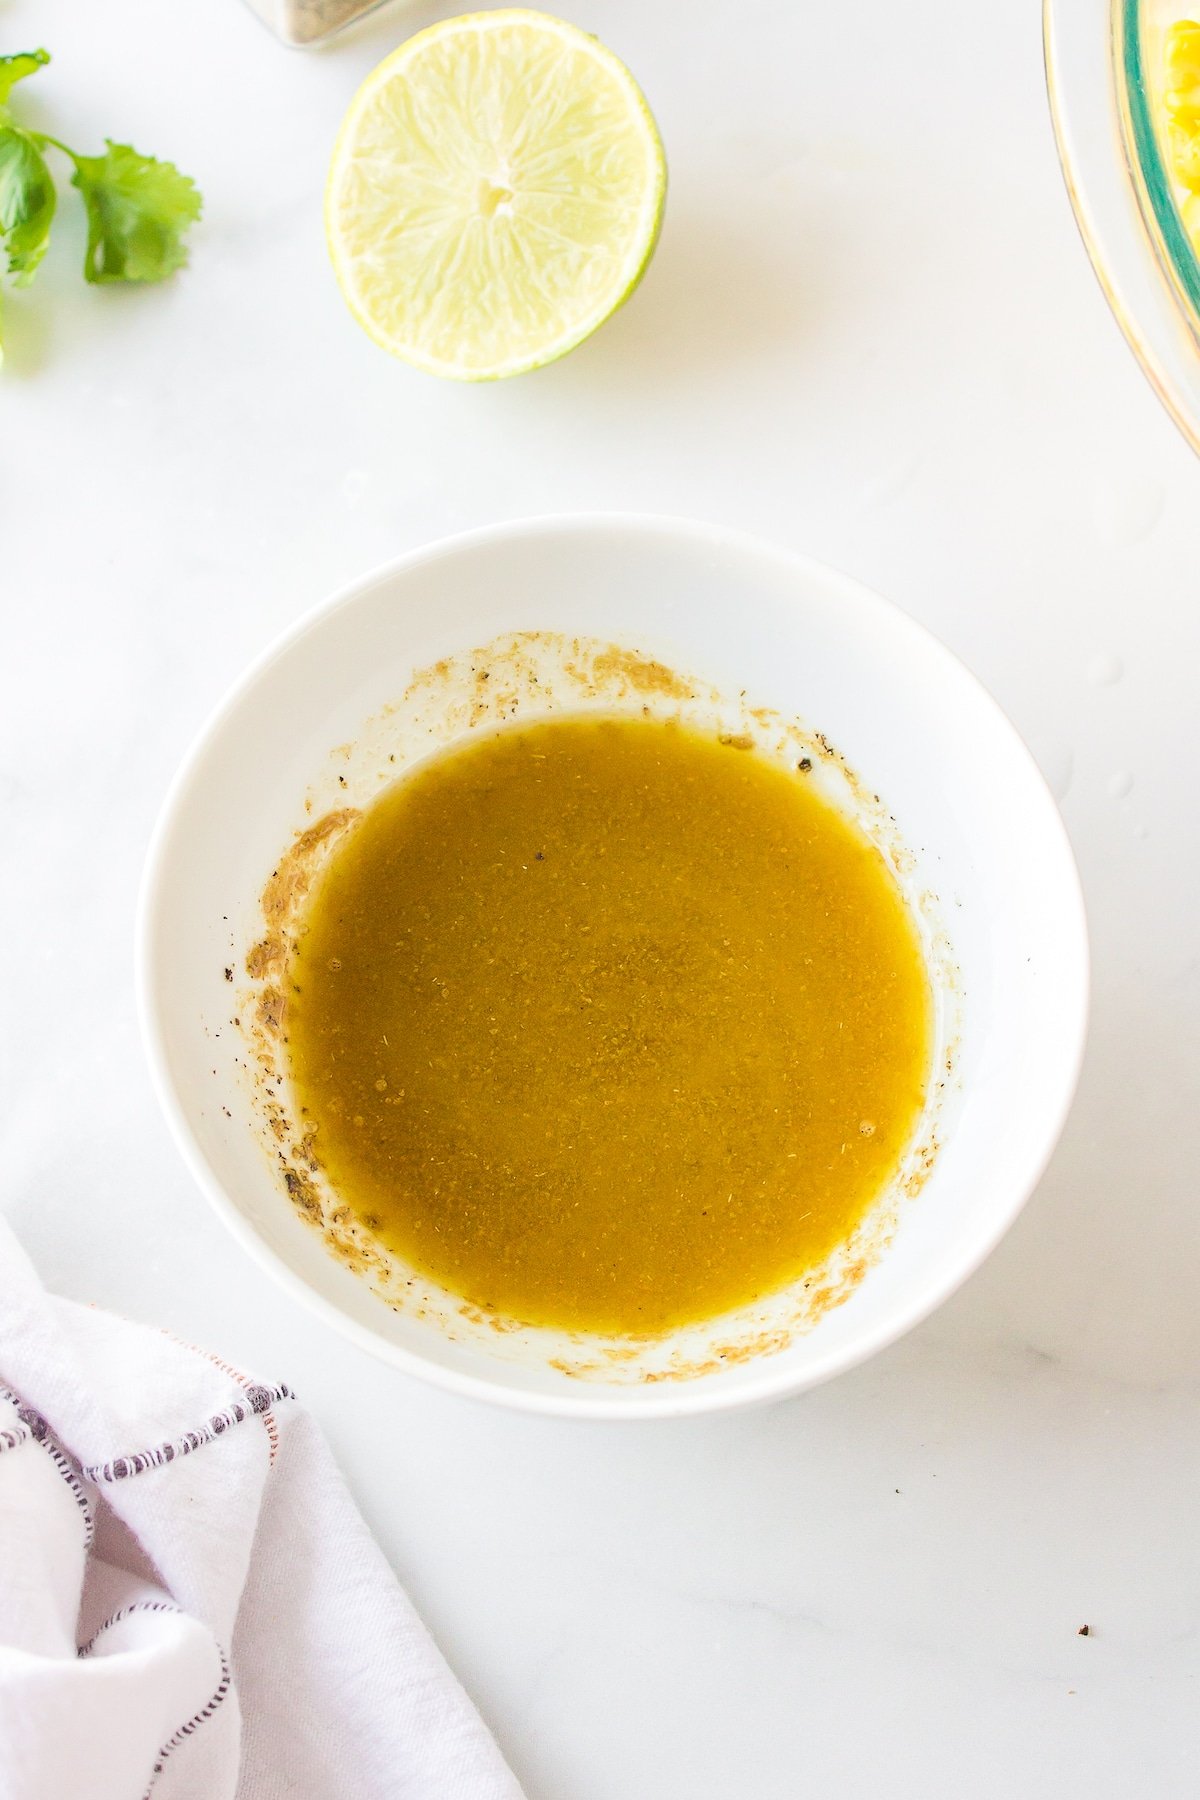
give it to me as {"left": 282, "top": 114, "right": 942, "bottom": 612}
{"left": 137, "top": 512, "right": 1090, "bottom": 1420}
{"left": 1117, "top": 0, "right": 1200, "bottom": 330}
{"left": 1044, "top": 0, "right": 1200, "bottom": 458}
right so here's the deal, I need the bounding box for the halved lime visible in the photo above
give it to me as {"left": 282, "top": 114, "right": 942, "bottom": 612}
{"left": 325, "top": 9, "right": 666, "bottom": 379}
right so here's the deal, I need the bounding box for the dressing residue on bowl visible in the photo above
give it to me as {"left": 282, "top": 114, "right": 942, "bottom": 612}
{"left": 232, "top": 631, "right": 959, "bottom": 1383}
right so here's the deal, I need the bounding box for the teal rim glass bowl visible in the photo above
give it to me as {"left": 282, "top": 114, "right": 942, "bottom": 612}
{"left": 1046, "top": 0, "right": 1200, "bottom": 453}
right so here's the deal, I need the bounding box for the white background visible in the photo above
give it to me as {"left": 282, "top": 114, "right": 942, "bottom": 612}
{"left": 4, "top": 2, "right": 1200, "bottom": 1794}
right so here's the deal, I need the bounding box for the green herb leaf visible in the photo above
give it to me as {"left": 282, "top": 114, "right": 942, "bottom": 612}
{"left": 0, "top": 49, "right": 50, "bottom": 110}
{"left": 70, "top": 140, "right": 201, "bottom": 284}
{"left": 0, "top": 125, "right": 56, "bottom": 284}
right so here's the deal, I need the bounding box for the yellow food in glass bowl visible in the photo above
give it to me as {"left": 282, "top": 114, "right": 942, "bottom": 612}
{"left": 1162, "top": 20, "right": 1200, "bottom": 241}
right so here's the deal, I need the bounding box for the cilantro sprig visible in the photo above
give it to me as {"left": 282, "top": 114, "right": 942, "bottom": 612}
{"left": 0, "top": 49, "right": 201, "bottom": 357}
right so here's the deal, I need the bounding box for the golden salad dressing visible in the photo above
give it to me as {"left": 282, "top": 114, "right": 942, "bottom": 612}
{"left": 286, "top": 716, "right": 931, "bottom": 1334}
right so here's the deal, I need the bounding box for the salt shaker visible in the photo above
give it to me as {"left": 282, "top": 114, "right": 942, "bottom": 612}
{"left": 243, "top": 0, "right": 398, "bottom": 47}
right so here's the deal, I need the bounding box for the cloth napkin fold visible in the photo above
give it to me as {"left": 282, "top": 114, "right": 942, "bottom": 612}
{"left": 0, "top": 1222, "right": 524, "bottom": 1800}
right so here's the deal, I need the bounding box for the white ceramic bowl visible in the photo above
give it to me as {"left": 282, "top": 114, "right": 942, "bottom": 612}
{"left": 139, "top": 516, "right": 1088, "bottom": 1419}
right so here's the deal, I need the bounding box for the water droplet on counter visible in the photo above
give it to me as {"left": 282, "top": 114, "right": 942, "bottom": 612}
{"left": 1108, "top": 770, "right": 1134, "bottom": 800}
{"left": 1087, "top": 652, "right": 1124, "bottom": 687}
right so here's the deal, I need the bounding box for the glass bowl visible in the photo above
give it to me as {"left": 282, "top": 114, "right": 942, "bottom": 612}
{"left": 1046, "top": 0, "right": 1200, "bottom": 452}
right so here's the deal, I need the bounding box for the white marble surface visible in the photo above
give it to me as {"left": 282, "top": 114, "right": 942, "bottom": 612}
{"left": 4, "top": 1, "right": 1200, "bottom": 1793}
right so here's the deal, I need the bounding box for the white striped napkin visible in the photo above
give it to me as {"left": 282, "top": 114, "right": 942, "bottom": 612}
{"left": 0, "top": 1222, "right": 524, "bottom": 1800}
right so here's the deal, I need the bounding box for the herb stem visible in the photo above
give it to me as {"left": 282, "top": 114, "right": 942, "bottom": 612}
{"left": 29, "top": 131, "right": 77, "bottom": 163}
